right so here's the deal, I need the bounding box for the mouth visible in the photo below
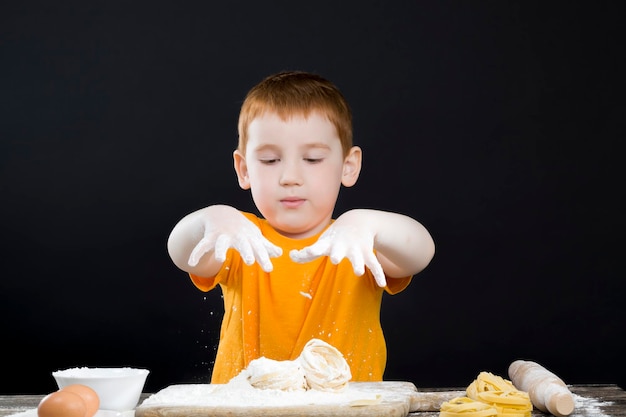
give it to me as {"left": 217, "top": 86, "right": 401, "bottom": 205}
{"left": 280, "top": 197, "right": 306, "bottom": 208}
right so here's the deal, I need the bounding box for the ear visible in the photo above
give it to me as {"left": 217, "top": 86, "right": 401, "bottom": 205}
{"left": 341, "top": 146, "right": 362, "bottom": 187}
{"left": 233, "top": 150, "right": 251, "bottom": 190}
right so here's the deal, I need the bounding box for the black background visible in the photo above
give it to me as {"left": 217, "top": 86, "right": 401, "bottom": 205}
{"left": 1, "top": 1, "right": 624, "bottom": 394}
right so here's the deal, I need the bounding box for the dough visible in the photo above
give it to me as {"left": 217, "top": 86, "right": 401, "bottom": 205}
{"left": 236, "top": 338, "right": 351, "bottom": 392}
{"left": 244, "top": 357, "right": 307, "bottom": 391}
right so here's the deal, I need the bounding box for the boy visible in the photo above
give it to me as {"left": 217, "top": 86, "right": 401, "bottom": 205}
{"left": 167, "top": 71, "right": 435, "bottom": 383}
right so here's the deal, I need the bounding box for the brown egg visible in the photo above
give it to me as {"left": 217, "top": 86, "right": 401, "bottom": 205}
{"left": 37, "top": 390, "right": 86, "bottom": 417}
{"left": 60, "top": 384, "right": 100, "bottom": 417}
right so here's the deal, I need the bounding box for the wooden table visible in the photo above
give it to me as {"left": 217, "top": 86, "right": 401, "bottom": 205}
{"left": 0, "top": 385, "right": 623, "bottom": 416}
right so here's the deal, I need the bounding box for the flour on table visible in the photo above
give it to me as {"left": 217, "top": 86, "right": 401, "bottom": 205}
{"left": 140, "top": 382, "right": 381, "bottom": 408}
{"left": 140, "top": 339, "right": 379, "bottom": 407}
{"left": 7, "top": 409, "right": 133, "bottom": 417}
{"left": 570, "top": 393, "right": 614, "bottom": 417}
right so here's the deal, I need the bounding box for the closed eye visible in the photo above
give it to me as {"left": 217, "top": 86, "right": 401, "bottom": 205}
{"left": 304, "top": 158, "right": 323, "bottom": 163}
{"left": 260, "top": 158, "right": 280, "bottom": 165}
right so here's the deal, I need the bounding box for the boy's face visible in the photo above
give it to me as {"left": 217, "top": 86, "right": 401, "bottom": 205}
{"left": 233, "top": 111, "right": 361, "bottom": 239}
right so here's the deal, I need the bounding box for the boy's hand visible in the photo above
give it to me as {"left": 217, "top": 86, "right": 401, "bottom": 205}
{"left": 289, "top": 217, "right": 387, "bottom": 287}
{"left": 188, "top": 211, "right": 282, "bottom": 273}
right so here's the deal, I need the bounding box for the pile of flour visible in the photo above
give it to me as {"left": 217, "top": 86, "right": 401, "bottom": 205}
{"left": 140, "top": 376, "right": 381, "bottom": 408}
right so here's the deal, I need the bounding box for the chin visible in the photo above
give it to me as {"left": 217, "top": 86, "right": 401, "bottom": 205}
{"left": 272, "top": 221, "right": 315, "bottom": 239}
{"left": 276, "top": 226, "right": 311, "bottom": 239}
{"left": 269, "top": 211, "right": 329, "bottom": 238}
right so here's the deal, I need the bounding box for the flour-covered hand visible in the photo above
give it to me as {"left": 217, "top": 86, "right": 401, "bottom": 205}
{"left": 289, "top": 213, "right": 386, "bottom": 287}
{"left": 188, "top": 209, "right": 282, "bottom": 272}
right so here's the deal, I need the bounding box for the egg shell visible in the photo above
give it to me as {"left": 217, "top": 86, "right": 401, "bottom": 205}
{"left": 38, "top": 390, "right": 86, "bottom": 417}
{"left": 60, "top": 384, "right": 100, "bottom": 417}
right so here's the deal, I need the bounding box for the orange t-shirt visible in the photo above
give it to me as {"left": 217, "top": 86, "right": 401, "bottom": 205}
{"left": 190, "top": 212, "right": 412, "bottom": 383}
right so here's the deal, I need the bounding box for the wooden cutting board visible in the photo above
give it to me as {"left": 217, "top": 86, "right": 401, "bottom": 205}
{"left": 135, "top": 381, "right": 465, "bottom": 417}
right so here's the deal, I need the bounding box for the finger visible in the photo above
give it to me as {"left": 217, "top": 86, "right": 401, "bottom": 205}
{"left": 188, "top": 237, "right": 216, "bottom": 266}
{"left": 249, "top": 238, "right": 274, "bottom": 272}
{"left": 290, "top": 241, "right": 329, "bottom": 263}
{"left": 213, "top": 234, "right": 232, "bottom": 263}
{"left": 371, "top": 268, "right": 387, "bottom": 288}
{"left": 265, "top": 241, "right": 283, "bottom": 259}
{"left": 260, "top": 241, "right": 282, "bottom": 272}
{"left": 364, "top": 252, "right": 387, "bottom": 287}
{"left": 329, "top": 240, "right": 348, "bottom": 265}
{"left": 289, "top": 249, "right": 306, "bottom": 263}
{"left": 234, "top": 238, "right": 255, "bottom": 265}
{"left": 344, "top": 245, "right": 365, "bottom": 276}
{"left": 258, "top": 260, "right": 273, "bottom": 273}
{"left": 289, "top": 248, "right": 311, "bottom": 263}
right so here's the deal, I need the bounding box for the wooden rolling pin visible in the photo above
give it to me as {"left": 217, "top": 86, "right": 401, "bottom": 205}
{"left": 508, "top": 360, "right": 575, "bottom": 417}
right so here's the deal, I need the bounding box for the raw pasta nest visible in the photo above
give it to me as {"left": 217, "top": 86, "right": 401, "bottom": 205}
{"left": 439, "top": 397, "right": 498, "bottom": 417}
{"left": 298, "top": 338, "right": 352, "bottom": 391}
{"left": 466, "top": 372, "right": 517, "bottom": 396}
{"left": 458, "top": 372, "right": 532, "bottom": 417}
{"left": 239, "top": 338, "right": 352, "bottom": 392}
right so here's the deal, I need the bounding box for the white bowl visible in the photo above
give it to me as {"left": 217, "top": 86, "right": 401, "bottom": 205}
{"left": 52, "top": 367, "right": 149, "bottom": 411}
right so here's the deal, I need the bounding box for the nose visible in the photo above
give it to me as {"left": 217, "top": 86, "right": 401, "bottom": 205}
{"left": 279, "top": 159, "right": 303, "bottom": 186}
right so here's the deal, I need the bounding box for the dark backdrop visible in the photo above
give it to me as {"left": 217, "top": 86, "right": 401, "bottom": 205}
{"left": 1, "top": 1, "right": 624, "bottom": 394}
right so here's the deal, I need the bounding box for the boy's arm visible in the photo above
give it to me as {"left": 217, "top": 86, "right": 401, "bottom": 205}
{"left": 362, "top": 209, "right": 435, "bottom": 278}
{"left": 167, "top": 204, "right": 282, "bottom": 278}
{"left": 290, "top": 209, "right": 435, "bottom": 287}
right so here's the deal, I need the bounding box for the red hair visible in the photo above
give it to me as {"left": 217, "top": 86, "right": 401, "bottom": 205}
{"left": 237, "top": 71, "right": 353, "bottom": 156}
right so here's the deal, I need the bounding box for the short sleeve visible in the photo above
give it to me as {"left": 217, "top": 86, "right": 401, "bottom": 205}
{"left": 189, "top": 273, "right": 219, "bottom": 292}
{"left": 385, "top": 275, "right": 413, "bottom": 295}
